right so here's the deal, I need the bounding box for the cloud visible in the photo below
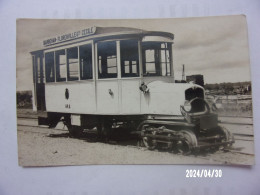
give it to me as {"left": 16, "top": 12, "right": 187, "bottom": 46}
{"left": 16, "top": 16, "right": 251, "bottom": 90}
{"left": 174, "top": 15, "right": 248, "bottom": 51}
{"left": 172, "top": 16, "right": 250, "bottom": 82}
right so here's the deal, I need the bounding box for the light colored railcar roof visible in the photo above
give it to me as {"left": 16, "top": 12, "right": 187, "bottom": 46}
{"left": 95, "top": 26, "right": 143, "bottom": 34}
{"left": 31, "top": 26, "right": 174, "bottom": 53}
{"left": 95, "top": 26, "right": 174, "bottom": 39}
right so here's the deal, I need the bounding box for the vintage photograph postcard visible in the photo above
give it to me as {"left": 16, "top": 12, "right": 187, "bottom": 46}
{"left": 16, "top": 16, "right": 254, "bottom": 166}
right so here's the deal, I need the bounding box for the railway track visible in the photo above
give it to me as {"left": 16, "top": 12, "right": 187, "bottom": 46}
{"left": 17, "top": 123, "right": 254, "bottom": 165}
{"left": 17, "top": 115, "right": 254, "bottom": 136}
{"left": 17, "top": 115, "right": 254, "bottom": 123}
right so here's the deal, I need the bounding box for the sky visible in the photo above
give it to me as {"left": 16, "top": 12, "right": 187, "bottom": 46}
{"left": 16, "top": 15, "right": 251, "bottom": 91}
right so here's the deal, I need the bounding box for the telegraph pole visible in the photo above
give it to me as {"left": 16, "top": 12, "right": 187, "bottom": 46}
{"left": 182, "top": 64, "right": 185, "bottom": 81}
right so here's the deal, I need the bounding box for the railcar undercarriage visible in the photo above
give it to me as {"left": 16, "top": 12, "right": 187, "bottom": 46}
{"left": 40, "top": 89, "right": 229, "bottom": 154}
{"left": 138, "top": 121, "right": 234, "bottom": 154}
{"left": 135, "top": 98, "right": 234, "bottom": 153}
{"left": 39, "top": 97, "right": 234, "bottom": 154}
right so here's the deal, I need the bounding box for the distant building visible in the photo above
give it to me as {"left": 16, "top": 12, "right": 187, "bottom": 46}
{"left": 186, "top": 74, "right": 204, "bottom": 87}
{"left": 233, "top": 83, "right": 252, "bottom": 95}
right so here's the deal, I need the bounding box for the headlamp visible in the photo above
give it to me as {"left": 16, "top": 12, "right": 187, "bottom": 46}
{"left": 183, "top": 101, "right": 192, "bottom": 112}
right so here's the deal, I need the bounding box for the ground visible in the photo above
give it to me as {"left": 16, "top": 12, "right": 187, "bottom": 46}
{"left": 17, "top": 109, "right": 254, "bottom": 166}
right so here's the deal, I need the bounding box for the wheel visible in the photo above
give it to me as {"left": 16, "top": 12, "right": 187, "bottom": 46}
{"left": 97, "top": 119, "right": 112, "bottom": 142}
{"left": 218, "top": 126, "right": 234, "bottom": 147}
{"left": 167, "top": 133, "right": 174, "bottom": 151}
{"left": 142, "top": 136, "right": 157, "bottom": 150}
{"left": 142, "top": 129, "right": 157, "bottom": 150}
{"left": 175, "top": 130, "right": 197, "bottom": 154}
{"left": 68, "top": 125, "right": 84, "bottom": 137}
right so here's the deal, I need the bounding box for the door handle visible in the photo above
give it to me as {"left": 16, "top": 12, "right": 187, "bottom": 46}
{"left": 108, "top": 89, "right": 113, "bottom": 96}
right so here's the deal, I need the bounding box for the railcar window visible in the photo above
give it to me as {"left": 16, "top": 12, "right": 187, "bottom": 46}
{"left": 67, "top": 47, "right": 79, "bottom": 81}
{"left": 97, "top": 41, "right": 117, "bottom": 79}
{"left": 120, "top": 40, "right": 139, "bottom": 77}
{"left": 79, "top": 44, "right": 92, "bottom": 80}
{"left": 142, "top": 42, "right": 171, "bottom": 77}
{"left": 37, "top": 57, "right": 41, "bottom": 83}
{"left": 32, "top": 56, "right": 36, "bottom": 83}
{"left": 37, "top": 56, "right": 45, "bottom": 83}
{"left": 55, "top": 49, "right": 66, "bottom": 82}
{"left": 45, "top": 52, "right": 55, "bottom": 82}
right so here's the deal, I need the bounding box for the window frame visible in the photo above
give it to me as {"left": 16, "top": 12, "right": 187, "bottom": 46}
{"left": 44, "top": 40, "right": 94, "bottom": 83}
{"left": 141, "top": 41, "right": 173, "bottom": 77}
{"left": 120, "top": 39, "right": 140, "bottom": 78}
{"left": 96, "top": 40, "right": 119, "bottom": 80}
{"left": 67, "top": 46, "right": 80, "bottom": 81}
{"left": 44, "top": 51, "right": 55, "bottom": 83}
{"left": 95, "top": 38, "right": 143, "bottom": 80}
{"left": 55, "top": 49, "right": 67, "bottom": 82}
{"left": 43, "top": 38, "right": 173, "bottom": 83}
{"left": 79, "top": 43, "right": 93, "bottom": 80}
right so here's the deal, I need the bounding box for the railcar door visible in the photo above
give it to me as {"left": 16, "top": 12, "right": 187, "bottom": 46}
{"left": 119, "top": 40, "right": 141, "bottom": 114}
{"left": 32, "top": 51, "right": 46, "bottom": 111}
{"left": 96, "top": 41, "right": 119, "bottom": 114}
{"left": 96, "top": 39, "right": 142, "bottom": 115}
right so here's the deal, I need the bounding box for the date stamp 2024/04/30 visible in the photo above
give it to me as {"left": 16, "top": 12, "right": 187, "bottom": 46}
{"left": 186, "top": 169, "right": 222, "bottom": 178}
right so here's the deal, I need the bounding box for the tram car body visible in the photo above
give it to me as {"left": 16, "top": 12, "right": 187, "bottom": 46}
{"left": 31, "top": 26, "right": 234, "bottom": 153}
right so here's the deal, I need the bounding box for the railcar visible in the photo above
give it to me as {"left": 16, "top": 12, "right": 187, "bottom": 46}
{"left": 31, "top": 26, "right": 234, "bottom": 153}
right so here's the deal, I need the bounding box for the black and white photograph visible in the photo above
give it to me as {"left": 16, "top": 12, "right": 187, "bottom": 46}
{"left": 16, "top": 16, "right": 254, "bottom": 166}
